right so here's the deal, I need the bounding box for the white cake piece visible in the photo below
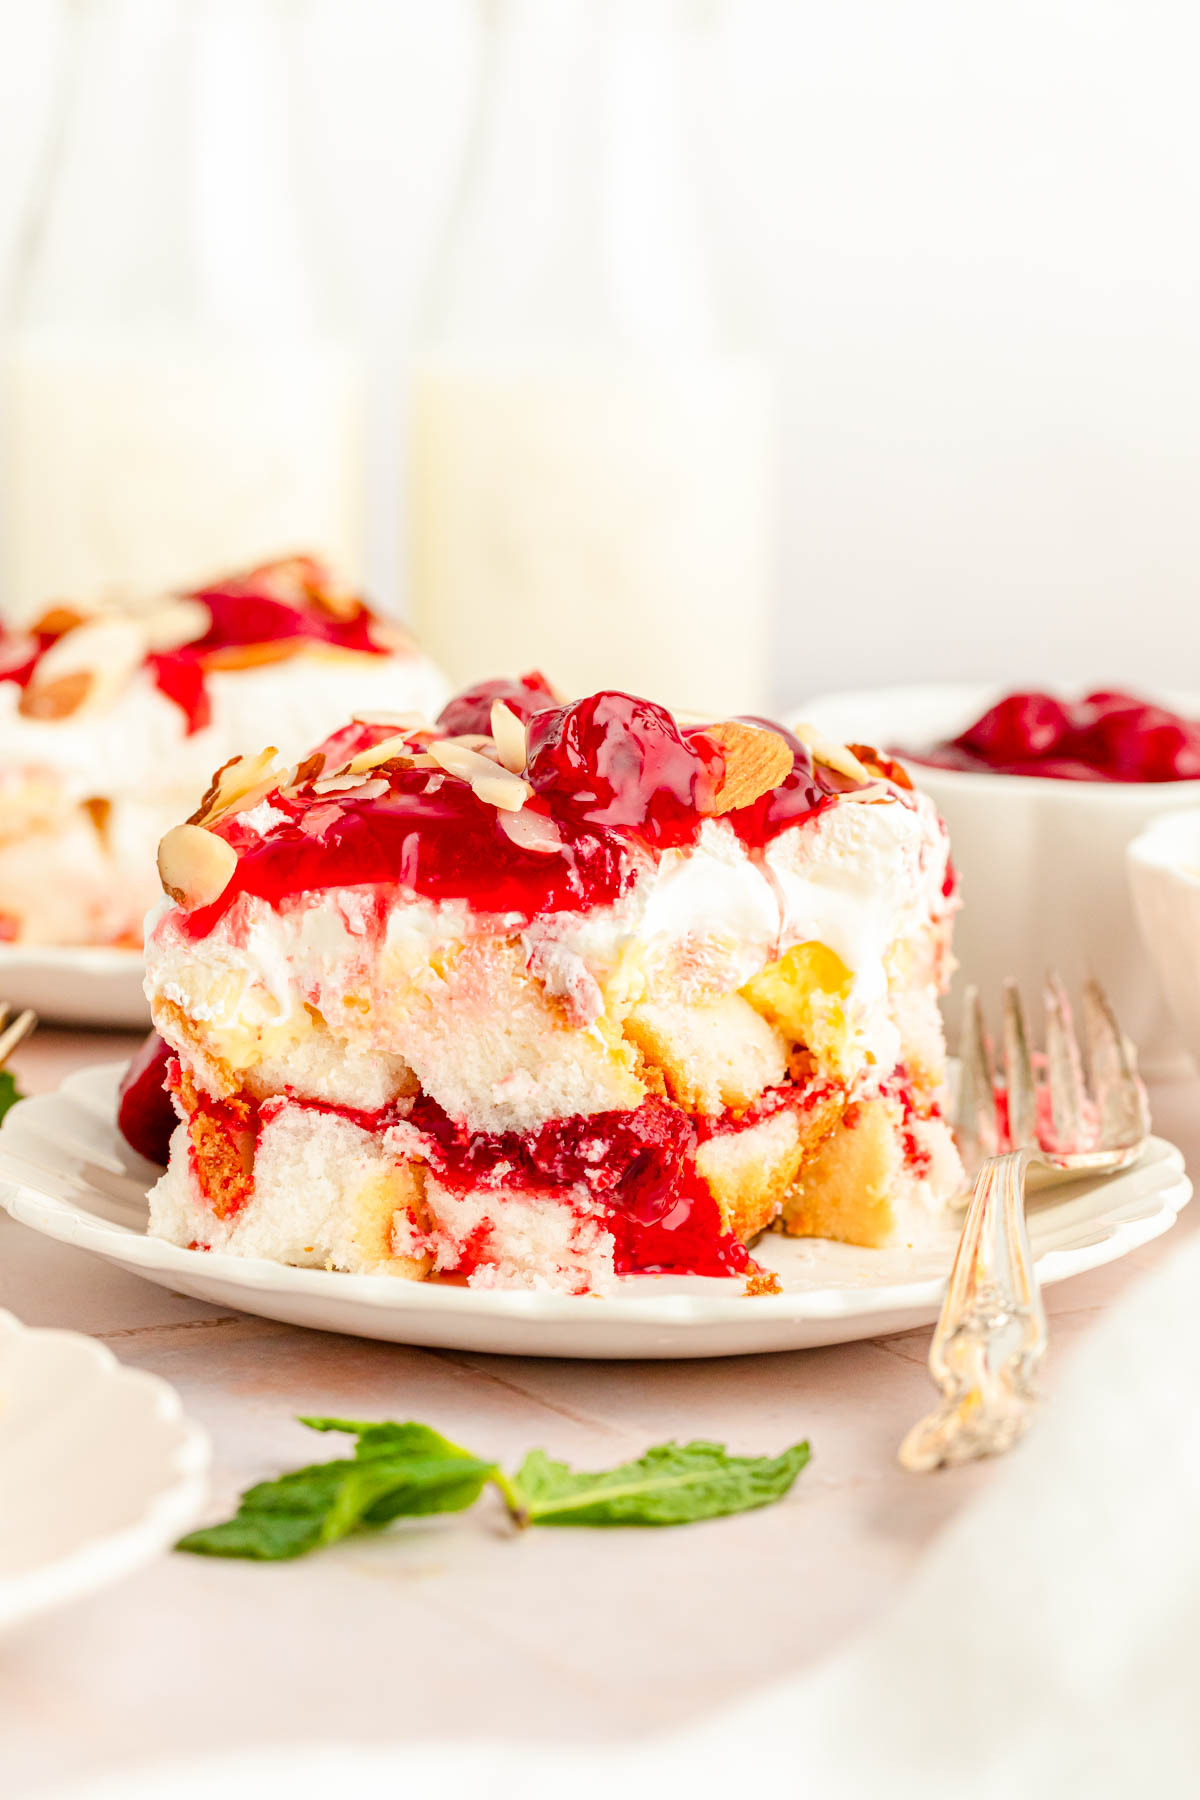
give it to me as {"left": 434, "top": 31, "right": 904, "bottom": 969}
{"left": 0, "top": 556, "right": 445, "bottom": 945}
{"left": 140, "top": 683, "right": 963, "bottom": 1290}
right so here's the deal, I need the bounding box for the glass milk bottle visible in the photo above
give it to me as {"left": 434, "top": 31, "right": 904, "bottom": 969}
{"left": 0, "top": 0, "right": 364, "bottom": 626}
{"left": 409, "top": 0, "right": 774, "bottom": 712}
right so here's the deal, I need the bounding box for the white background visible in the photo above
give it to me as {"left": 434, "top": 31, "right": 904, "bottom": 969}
{"left": 1, "top": 0, "right": 1197, "bottom": 706}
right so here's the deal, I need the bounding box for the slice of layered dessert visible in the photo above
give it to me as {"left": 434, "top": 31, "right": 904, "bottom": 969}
{"left": 142, "top": 678, "right": 963, "bottom": 1291}
{"left": 0, "top": 555, "right": 444, "bottom": 946}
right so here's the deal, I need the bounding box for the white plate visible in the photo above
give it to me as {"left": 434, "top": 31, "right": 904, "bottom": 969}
{"left": 0, "top": 943, "right": 148, "bottom": 1028}
{"left": 0, "top": 1306, "right": 209, "bottom": 1633}
{"left": 0, "top": 1063, "right": 1190, "bottom": 1359}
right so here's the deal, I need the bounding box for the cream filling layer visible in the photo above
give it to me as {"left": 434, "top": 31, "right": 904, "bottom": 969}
{"left": 146, "top": 790, "right": 952, "bottom": 1127}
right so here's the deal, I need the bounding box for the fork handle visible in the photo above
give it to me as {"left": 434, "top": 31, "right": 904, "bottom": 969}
{"left": 898, "top": 1149, "right": 1048, "bottom": 1472}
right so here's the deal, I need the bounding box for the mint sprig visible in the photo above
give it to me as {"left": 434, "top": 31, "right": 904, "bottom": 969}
{"left": 508, "top": 1438, "right": 810, "bottom": 1528}
{"left": 177, "top": 1420, "right": 499, "bottom": 1560}
{"left": 0, "top": 1068, "right": 24, "bottom": 1123}
{"left": 177, "top": 1418, "right": 811, "bottom": 1560}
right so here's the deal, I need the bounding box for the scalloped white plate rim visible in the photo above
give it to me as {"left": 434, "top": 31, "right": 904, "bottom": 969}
{"left": 0, "top": 1063, "right": 1190, "bottom": 1357}
{"left": 0, "top": 942, "right": 147, "bottom": 1027}
{"left": 0, "top": 1308, "right": 210, "bottom": 1633}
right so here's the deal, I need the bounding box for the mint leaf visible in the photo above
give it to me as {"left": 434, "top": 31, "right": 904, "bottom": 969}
{"left": 507, "top": 1438, "right": 811, "bottom": 1527}
{"left": 0, "top": 1068, "right": 24, "bottom": 1122}
{"left": 177, "top": 1419, "right": 498, "bottom": 1559}
{"left": 176, "top": 1420, "right": 812, "bottom": 1559}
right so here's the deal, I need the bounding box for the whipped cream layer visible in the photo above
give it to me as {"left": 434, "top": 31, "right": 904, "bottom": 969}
{"left": 146, "top": 788, "right": 952, "bottom": 1134}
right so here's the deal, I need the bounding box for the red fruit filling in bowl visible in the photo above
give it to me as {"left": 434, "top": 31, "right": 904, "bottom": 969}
{"left": 907, "top": 690, "right": 1200, "bottom": 783}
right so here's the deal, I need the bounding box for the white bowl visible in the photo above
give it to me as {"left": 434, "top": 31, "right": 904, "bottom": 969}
{"left": 1127, "top": 810, "right": 1200, "bottom": 1075}
{"left": 0, "top": 1308, "right": 209, "bottom": 1632}
{"left": 800, "top": 683, "right": 1200, "bottom": 1079}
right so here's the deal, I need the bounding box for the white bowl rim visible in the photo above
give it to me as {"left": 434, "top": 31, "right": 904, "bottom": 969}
{"left": 798, "top": 681, "right": 1200, "bottom": 803}
{"left": 1127, "top": 807, "right": 1200, "bottom": 882}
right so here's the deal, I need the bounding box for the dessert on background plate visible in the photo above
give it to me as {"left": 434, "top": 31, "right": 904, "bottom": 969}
{"left": 0, "top": 555, "right": 445, "bottom": 947}
{"left": 134, "top": 677, "right": 963, "bottom": 1294}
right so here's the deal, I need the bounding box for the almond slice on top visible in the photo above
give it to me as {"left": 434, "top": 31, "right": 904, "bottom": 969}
{"left": 790, "top": 722, "right": 872, "bottom": 785}
{"left": 190, "top": 747, "right": 285, "bottom": 828}
{"left": 342, "top": 732, "right": 422, "bottom": 777}
{"left": 498, "top": 806, "right": 563, "bottom": 854}
{"left": 490, "top": 699, "right": 528, "bottom": 774}
{"left": 20, "top": 615, "right": 146, "bottom": 720}
{"left": 428, "top": 739, "right": 532, "bottom": 811}
{"left": 158, "top": 822, "right": 238, "bottom": 911}
{"left": 706, "top": 720, "right": 795, "bottom": 815}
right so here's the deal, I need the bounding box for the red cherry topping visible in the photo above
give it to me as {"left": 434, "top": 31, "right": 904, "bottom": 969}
{"left": 116, "top": 1031, "right": 177, "bottom": 1165}
{"left": 436, "top": 671, "right": 559, "bottom": 737}
{"left": 526, "top": 692, "right": 721, "bottom": 849}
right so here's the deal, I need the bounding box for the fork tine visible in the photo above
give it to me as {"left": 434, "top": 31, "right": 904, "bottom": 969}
{"left": 0, "top": 1007, "right": 36, "bottom": 1067}
{"left": 1044, "top": 969, "right": 1089, "bottom": 1150}
{"left": 955, "top": 984, "right": 998, "bottom": 1179}
{"left": 1002, "top": 978, "right": 1038, "bottom": 1149}
{"left": 1082, "top": 977, "right": 1151, "bottom": 1148}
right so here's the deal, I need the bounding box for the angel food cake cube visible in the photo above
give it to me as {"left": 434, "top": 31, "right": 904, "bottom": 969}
{"left": 142, "top": 676, "right": 963, "bottom": 1293}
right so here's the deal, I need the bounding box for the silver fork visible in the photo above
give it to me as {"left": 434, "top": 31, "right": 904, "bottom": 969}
{"left": 898, "top": 973, "right": 1150, "bottom": 1473}
{"left": 0, "top": 1002, "right": 36, "bottom": 1067}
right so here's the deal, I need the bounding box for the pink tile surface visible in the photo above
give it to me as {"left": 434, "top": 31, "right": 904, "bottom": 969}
{"left": 1, "top": 1029, "right": 1196, "bottom": 1795}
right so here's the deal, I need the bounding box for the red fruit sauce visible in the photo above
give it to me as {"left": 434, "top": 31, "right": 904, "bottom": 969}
{"left": 116, "top": 1032, "right": 177, "bottom": 1164}
{"left": 191, "top": 691, "right": 872, "bottom": 933}
{"left": 910, "top": 690, "right": 1200, "bottom": 783}
{"left": 435, "top": 671, "right": 559, "bottom": 736}
{"left": 0, "top": 556, "right": 391, "bottom": 737}
{"left": 409, "top": 1092, "right": 750, "bottom": 1278}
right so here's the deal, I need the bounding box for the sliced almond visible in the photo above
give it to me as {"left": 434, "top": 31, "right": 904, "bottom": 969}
{"left": 490, "top": 700, "right": 528, "bottom": 774}
{"left": 367, "top": 620, "right": 418, "bottom": 655}
{"left": 427, "top": 739, "right": 500, "bottom": 782}
{"left": 158, "top": 823, "right": 238, "bottom": 910}
{"left": 200, "top": 639, "right": 305, "bottom": 672}
{"left": 285, "top": 752, "right": 327, "bottom": 792}
{"left": 139, "top": 597, "right": 211, "bottom": 653}
{"left": 837, "top": 780, "right": 893, "bottom": 804}
{"left": 350, "top": 709, "right": 427, "bottom": 731}
{"left": 498, "top": 806, "right": 563, "bottom": 855}
{"left": 847, "top": 742, "right": 914, "bottom": 791}
{"left": 190, "top": 747, "right": 284, "bottom": 828}
{"left": 308, "top": 576, "right": 363, "bottom": 623}
{"left": 343, "top": 732, "right": 421, "bottom": 776}
{"left": 706, "top": 720, "right": 795, "bottom": 815}
{"left": 471, "top": 767, "right": 532, "bottom": 813}
{"left": 437, "top": 733, "right": 493, "bottom": 752}
{"left": 30, "top": 604, "right": 90, "bottom": 639}
{"left": 790, "top": 722, "right": 872, "bottom": 785}
{"left": 18, "top": 669, "right": 95, "bottom": 721}
{"left": 21, "top": 615, "right": 146, "bottom": 718}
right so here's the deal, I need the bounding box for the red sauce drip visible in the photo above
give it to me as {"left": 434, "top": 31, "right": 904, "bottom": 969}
{"left": 436, "top": 671, "right": 560, "bottom": 736}
{"left": 409, "top": 1093, "right": 749, "bottom": 1278}
{"left": 909, "top": 690, "right": 1200, "bottom": 783}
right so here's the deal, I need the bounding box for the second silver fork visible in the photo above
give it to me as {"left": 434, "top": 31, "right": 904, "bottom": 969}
{"left": 899, "top": 973, "right": 1150, "bottom": 1474}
